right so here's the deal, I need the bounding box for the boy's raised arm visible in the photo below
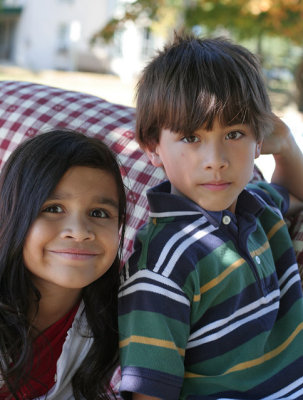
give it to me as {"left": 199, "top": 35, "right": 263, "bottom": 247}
{"left": 261, "top": 114, "right": 303, "bottom": 214}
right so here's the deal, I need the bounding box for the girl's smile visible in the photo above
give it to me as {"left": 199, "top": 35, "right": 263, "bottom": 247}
{"left": 47, "top": 248, "right": 100, "bottom": 260}
{"left": 23, "top": 166, "right": 120, "bottom": 296}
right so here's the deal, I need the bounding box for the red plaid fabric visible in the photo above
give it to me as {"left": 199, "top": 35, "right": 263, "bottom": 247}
{"left": 0, "top": 80, "right": 165, "bottom": 263}
{"left": 0, "top": 80, "right": 303, "bottom": 276}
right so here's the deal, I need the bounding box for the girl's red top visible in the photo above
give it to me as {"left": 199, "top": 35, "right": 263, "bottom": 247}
{"left": 0, "top": 302, "right": 80, "bottom": 399}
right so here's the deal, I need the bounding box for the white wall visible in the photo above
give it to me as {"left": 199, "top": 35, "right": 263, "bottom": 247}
{"left": 13, "top": 0, "right": 117, "bottom": 71}
{"left": 10, "top": 0, "right": 163, "bottom": 80}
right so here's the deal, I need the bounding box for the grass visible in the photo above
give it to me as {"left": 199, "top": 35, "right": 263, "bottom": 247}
{"left": 0, "top": 64, "right": 136, "bottom": 107}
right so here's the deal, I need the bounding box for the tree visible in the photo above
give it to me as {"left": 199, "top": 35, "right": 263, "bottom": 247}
{"left": 184, "top": 0, "right": 303, "bottom": 111}
{"left": 94, "top": 0, "right": 303, "bottom": 110}
{"left": 185, "top": 1, "right": 303, "bottom": 48}
{"left": 91, "top": 0, "right": 175, "bottom": 44}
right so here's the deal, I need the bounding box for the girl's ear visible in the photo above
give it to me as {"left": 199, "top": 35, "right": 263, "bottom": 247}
{"left": 145, "top": 146, "right": 163, "bottom": 167}
{"left": 254, "top": 140, "right": 263, "bottom": 159}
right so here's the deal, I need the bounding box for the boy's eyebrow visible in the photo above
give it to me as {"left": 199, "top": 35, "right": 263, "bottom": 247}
{"left": 45, "top": 193, "right": 119, "bottom": 210}
{"left": 225, "top": 122, "right": 250, "bottom": 127}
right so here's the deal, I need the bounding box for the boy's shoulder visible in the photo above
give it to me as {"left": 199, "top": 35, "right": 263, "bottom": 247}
{"left": 246, "top": 180, "right": 289, "bottom": 216}
{"left": 125, "top": 205, "right": 216, "bottom": 282}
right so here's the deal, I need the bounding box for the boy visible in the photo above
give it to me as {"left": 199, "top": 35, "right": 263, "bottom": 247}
{"left": 118, "top": 33, "right": 303, "bottom": 399}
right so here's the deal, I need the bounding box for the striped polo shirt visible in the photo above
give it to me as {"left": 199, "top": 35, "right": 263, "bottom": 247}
{"left": 119, "top": 181, "right": 303, "bottom": 399}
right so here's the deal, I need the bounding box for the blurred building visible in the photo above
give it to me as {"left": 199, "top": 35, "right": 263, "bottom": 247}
{"left": 0, "top": 0, "right": 162, "bottom": 80}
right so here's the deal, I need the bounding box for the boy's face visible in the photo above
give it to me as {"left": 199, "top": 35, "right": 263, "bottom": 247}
{"left": 146, "top": 118, "right": 262, "bottom": 213}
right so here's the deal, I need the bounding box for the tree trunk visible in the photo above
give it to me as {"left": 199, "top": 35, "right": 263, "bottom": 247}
{"left": 295, "top": 56, "right": 303, "bottom": 113}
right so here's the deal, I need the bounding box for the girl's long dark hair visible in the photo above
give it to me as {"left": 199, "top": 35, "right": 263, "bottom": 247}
{"left": 0, "top": 130, "right": 127, "bottom": 399}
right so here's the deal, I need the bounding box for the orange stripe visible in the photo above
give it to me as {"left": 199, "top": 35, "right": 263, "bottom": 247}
{"left": 185, "top": 322, "right": 303, "bottom": 378}
{"left": 249, "top": 241, "right": 270, "bottom": 258}
{"left": 120, "top": 335, "right": 185, "bottom": 356}
{"left": 196, "top": 258, "right": 246, "bottom": 299}
{"left": 267, "top": 220, "right": 285, "bottom": 240}
{"left": 194, "top": 240, "right": 270, "bottom": 301}
{"left": 225, "top": 322, "right": 303, "bottom": 374}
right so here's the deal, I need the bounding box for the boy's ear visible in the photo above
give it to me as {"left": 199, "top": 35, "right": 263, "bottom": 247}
{"left": 255, "top": 140, "right": 263, "bottom": 159}
{"left": 145, "top": 146, "right": 163, "bottom": 167}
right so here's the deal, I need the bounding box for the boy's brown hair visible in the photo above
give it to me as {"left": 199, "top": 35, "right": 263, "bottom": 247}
{"left": 135, "top": 32, "right": 273, "bottom": 148}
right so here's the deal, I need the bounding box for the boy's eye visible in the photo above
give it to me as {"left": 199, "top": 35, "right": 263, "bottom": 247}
{"left": 90, "top": 209, "right": 109, "bottom": 218}
{"left": 225, "top": 131, "right": 243, "bottom": 140}
{"left": 181, "top": 135, "right": 199, "bottom": 143}
{"left": 42, "top": 205, "right": 63, "bottom": 213}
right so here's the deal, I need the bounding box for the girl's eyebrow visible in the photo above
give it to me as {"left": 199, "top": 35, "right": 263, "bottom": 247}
{"left": 96, "top": 197, "right": 119, "bottom": 210}
{"left": 45, "top": 193, "right": 119, "bottom": 210}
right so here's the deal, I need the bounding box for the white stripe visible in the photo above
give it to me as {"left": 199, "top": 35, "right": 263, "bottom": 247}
{"left": 149, "top": 211, "right": 202, "bottom": 218}
{"left": 281, "top": 387, "right": 303, "bottom": 400}
{"left": 119, "top": 269, "right": 185, "bottom": 295}
{"left": 280, "top": 274, "right": 302, "bottom": 298}
{"left": 272, "top": 206, "right": 283, "bottom": 219}
{"left": 186, "top": 302, "right": 279, "bottom": 349}
{"left": 124, "top": 260, "right": 130, "bottom": 281}
{"left": 188, "top": 289, "right": 280, "bottom": 341}
{"left": 153, "top": 216, "right": 208, "bottom": 273}
{"left": 162, "top": 224, "right": 217, "bottom": 277}
{"left": 119, "top": 281, "right": 190, "bottom": 306}
{"left": 279, "top": 263, "right": 299, "bottom": 287}
{"left": 262, "top": 377, "right": 303, "bottom": 400}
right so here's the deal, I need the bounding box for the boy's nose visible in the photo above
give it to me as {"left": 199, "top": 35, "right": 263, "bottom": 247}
{"left": 201, "top": 142, "right": 229, "bottom": 171}
{"left": 60, "top": 215, "right": 95, "bottom": 241}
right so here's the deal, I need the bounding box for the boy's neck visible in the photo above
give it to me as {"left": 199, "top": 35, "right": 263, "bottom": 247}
{"left": 170, "top": 182, "right": 238, "bottom": 214}
{"left": 170, "top": 184, "right": 183, "bottom": 197}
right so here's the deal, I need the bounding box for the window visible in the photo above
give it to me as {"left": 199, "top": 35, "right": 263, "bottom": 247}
{"left": 57, "top": 23, "right": 70, "bottom": 53}
{"left": 141, "top": 27, "right": 153, "bottom": 57}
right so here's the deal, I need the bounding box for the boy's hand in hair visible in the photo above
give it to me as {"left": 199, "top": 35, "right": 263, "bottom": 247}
{"left": 262, "top": 113, "right": 303, "bottom": 214}
{"left": 261, "top": 113, "right": 293, "bottom": 156}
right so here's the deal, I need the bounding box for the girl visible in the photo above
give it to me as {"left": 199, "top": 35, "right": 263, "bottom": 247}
{"left": 0, "top": 130, "right": 126, "bottom": 399}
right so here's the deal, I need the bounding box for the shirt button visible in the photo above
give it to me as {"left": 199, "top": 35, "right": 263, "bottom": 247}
{"left": 255, "top": 256, "right": 261, "bottom": 264}
{"left": 222, "top": 215, "right": 231, "bottom": 225}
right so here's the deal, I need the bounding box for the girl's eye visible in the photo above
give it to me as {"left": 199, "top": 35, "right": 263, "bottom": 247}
{"left": 225, "top": 131, "right": 243, "bottom": 140}
{"left": 90, "top": 209, "right": 109, "bottom": 218}
{"left": 181, "top": 135, "right": 199, "bottom": 143}
{"left": 42, "top": 205, "right": 63, "bottom": 213}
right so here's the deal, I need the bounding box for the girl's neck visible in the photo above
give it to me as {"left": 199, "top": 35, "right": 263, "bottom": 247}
{"left": 29, "top": 285, "right": 82, "bottom": 334}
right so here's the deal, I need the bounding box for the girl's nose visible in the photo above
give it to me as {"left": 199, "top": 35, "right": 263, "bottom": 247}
{"left": 60, "top": 215, "right": 95, "bottom": 241}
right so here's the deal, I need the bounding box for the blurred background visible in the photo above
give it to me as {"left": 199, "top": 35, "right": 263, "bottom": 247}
{"left": 0, "top": 0, "right": 302, "bottom": 177}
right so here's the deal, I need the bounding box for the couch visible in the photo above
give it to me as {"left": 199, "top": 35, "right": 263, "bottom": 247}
{"left": 0, "top": 80, "right": 302, "bottom": 278}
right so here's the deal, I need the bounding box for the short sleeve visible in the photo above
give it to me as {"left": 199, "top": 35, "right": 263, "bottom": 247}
{"left": 118, "top": 267, "right": 191, "bottom": 399}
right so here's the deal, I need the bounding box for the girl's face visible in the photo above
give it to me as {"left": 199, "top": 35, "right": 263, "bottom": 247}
{"left": 23, "top": 166, "right": 120, "bottom": 296}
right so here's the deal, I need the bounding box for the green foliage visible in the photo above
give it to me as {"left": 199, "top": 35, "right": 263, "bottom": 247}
{"left": 93, "top": 0, "right": 189, "bottom": 43}
{"left": 184, "top": 0, "right": 303, "bottom": 45}
{"left": 94, "top": 0, "right": 303, "bottom": 47}
{"left": 93, "top": 0, "right": 164, "bottom": 43}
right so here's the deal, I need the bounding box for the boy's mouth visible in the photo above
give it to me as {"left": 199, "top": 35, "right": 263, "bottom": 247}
{"left": 201, "top": 181, "right": 231, "bottom": 191}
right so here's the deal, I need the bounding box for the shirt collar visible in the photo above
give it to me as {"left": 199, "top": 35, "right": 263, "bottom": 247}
{"left": 147, "top": 180, "right": 266, "bottom": 228}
